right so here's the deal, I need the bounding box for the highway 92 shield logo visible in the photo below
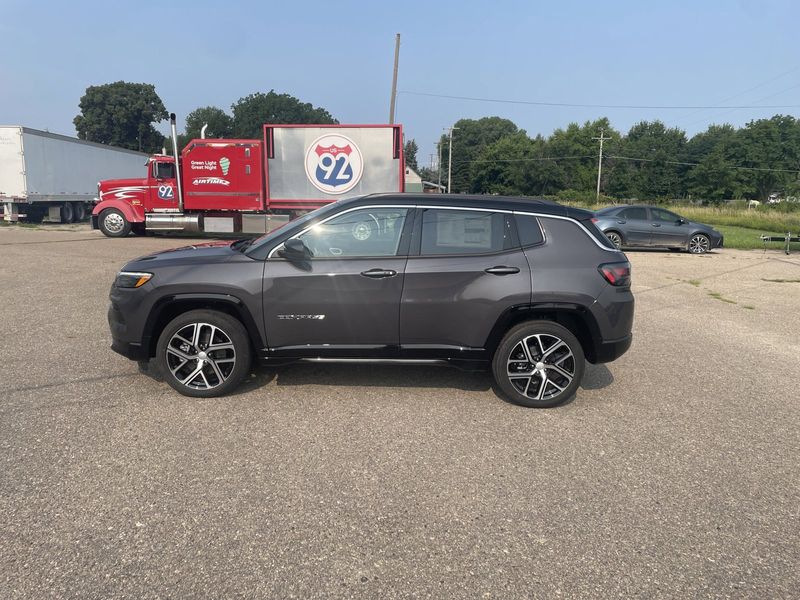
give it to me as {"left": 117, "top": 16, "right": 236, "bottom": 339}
{"left": 304, "top": 134, "right": 363, "bottom": 194}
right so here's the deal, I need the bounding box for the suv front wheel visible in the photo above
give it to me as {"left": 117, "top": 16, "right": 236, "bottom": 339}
{"left": 492, "top": 321, "right": 585, "bottom": 408}
{"left": 156, "top": 309, "right": 252, "bottom": 397}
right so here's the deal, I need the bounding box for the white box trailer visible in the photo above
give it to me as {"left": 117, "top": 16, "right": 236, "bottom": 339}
{"left": 0, "top": 126, "right": 150, "bottom": 222}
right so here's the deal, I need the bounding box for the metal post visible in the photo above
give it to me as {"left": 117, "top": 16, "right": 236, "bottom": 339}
{"left": 446, "top": 126, "right": 459, "bottom": 194}
{"left": 389, "top": 34, "right": 401, "bottom": 124}
{"left": 170, "top": 113, "right": 184, "bottom": 212}
{"left": 437, "top": 141, "right": 442, "bottom": 191}
{"left": 593, "top": 128, "right": 611, "bottom": 202}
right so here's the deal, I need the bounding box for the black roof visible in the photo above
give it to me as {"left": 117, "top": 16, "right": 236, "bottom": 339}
{"left": 346, "top": 193, "right": 593, "bottom": 220}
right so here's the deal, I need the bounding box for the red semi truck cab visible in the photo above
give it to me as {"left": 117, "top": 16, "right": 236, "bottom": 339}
{"left": 92, "top": 119, "right": 404, "bottom": 237}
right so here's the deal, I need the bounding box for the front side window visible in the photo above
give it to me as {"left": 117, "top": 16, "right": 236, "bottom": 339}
{"left": 651, "top": 208, "right": 680, "bottom": 222}
{"left": 297, "top": 207, "right": 408, "bottom": 258}
{"left": 153, "top": 162, "right": 176, "bottom": 179}
{"left": 420, "top": 209, "right": 509, "bottom": 255}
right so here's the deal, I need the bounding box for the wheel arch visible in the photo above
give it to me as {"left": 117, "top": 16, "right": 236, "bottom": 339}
{"left": 143, "top": 293, "right": 264, "bottom": 358}
{"left": 604, "top": 228, "right": 625, "bottom": 245}
{"left": 485, "top": 303, "right": 603, "bottom": 363}
{"left": 92, "top": 199, "right": 145, "bottom": 224}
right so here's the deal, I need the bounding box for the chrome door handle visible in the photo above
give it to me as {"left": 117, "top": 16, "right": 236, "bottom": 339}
{"left": 652, "top": 223, "right": 661, "bottom": 227}
{"left": 484, "top": 266, "right": 520, "bottom": 275}
{"left": 616, "top": 220, "right": 626, "bottom": 224}
{"left": 360, "top": 268, "right": 397, "bottom": 279}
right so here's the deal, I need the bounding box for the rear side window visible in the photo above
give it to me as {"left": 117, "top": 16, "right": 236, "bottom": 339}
{"left": 420, "top": 209, "right": 510, "bottom": 255}
{"left": 619, "top": 207, "right": 647, "bottom": 220}
{"left": 514, "top": 215, "right": 545, "bottom": 247}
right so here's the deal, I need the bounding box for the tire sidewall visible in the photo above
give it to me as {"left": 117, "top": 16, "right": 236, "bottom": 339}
{"left": 492, "top": 320, "right": 586, "bottom": 408}
{"left": 689, "top": 233, "right": 710, "bottom": 254}
{"left": 155, "top": 309, "right": 252, "bottom": 398}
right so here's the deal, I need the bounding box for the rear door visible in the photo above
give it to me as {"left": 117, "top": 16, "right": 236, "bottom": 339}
{"left": 614, "top": 206, "right": 651, "bottom": 246}
{"left": 263, "top": 206, "right": 411, "bottom": 351}
{"left": 399, "top": 207, "right": 530, "bottom": 350}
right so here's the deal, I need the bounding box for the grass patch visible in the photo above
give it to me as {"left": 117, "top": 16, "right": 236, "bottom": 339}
{"left": 687, "top": 279, "right": 701, "bottom": 287}
{"left": 761, "top": 278, "right": 800, "bottom": 283}
{"left": 708, "top": 291, "right": 737, "bottom": 304}
{"left": 742, "top": 305, "right": 755, "bottom": 310}
{"left": 714, "top": 224, "right": 790, "bottom": 250}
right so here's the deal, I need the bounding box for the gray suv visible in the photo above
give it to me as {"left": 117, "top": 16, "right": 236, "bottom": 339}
{"left": 108, "top": 194, "right": 634, "bottom": 408}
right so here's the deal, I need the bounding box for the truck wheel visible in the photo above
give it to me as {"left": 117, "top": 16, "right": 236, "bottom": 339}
{"left": 98, "top": 208, "right": 131, "bottom": 237}
{"left": 492, "top": 320, "right": 585, "bottom": 408}
{"left": 60, "top": 202, "right": 75, "bottom": 224}
{"left": 156, "top": 309, "right": 252, "bottom": 398}
{"left": 72, "top": 202, "right": 87, "bottom": 222}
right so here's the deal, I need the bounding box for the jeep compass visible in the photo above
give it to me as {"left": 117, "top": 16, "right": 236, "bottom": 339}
{"left": 108, "top": 194, "right": 634, "bottom": 408}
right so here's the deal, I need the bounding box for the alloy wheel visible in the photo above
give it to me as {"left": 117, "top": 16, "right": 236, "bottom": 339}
{"left": 606, "top": 232, "right": 622, "bottom": 249}
{"left": 506, "top": 334, "right": 576, "bottom": 401}
{"left": 166, "top": 322, "right": 236, "bottom": 390}
{"left": 689, "top": 234, "right": 710, "bottom": 254}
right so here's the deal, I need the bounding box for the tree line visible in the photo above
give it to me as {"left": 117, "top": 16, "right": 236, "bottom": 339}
{"left": 73, "top": 81, "right": 799, "bottom": 202}
{"left": 420, "top": 115, "right": 800, "bottom": 202}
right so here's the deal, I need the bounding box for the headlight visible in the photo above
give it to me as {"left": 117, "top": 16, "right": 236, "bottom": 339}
{"left": 114, "top": 271, "right": 153, "bottom": 288}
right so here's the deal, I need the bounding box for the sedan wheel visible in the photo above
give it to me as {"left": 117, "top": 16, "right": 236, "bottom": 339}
{"left": 492, "top": 321, "right": 585, "bottom": 408}
{"left": 605, "top": 231, "right": 623, "bottom": 249}
{"left": 156, "top": 309, "right": 251, "bottom": 397}
{"left": 689, "top": 233, "right": 711, "bottom": 254}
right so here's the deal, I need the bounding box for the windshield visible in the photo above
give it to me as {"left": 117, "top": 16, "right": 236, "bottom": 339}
{"left": 244, "top": 200, "right": 351, "bottom": 257}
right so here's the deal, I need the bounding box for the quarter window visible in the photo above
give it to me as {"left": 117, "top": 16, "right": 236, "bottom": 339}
{"left": 514, "top": 215, "right": 545, "bottom": 246}
{"left": 297, "top": 207, "right": 408, "bottom": 258}
{"left": 420, "top": 209, "right": 509, "bottom": 255}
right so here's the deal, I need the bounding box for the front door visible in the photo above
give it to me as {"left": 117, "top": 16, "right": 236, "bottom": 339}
{"left": 263, "top": 206, "right": 411, "bottom": 351}
{"left": 147, "top": 160, "right": 179, "bottom": 211}
{"left": 649, "top": 207, "right": 688, "bottom": 247}
{"left": 400, "top": 208, "right": 531, "bottom": 350}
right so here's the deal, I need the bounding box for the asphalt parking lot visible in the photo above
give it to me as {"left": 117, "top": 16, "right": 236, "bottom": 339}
{"left": 1, "top": 225, "right": 799, "bottom": 599}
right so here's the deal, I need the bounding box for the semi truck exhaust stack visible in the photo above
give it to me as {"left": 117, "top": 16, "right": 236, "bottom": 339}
{"left": 170, "top": 113, "right": 184, "bottom": 212}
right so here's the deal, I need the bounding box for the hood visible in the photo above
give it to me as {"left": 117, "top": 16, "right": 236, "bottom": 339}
{"left": 123, "top": 240, "right": 243, "bottom": 270}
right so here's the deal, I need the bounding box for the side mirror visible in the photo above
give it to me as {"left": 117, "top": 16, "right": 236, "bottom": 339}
{"left": 278, "top": 238, "right": 312, "bottom": 261}
{"left": 677, "top": 218, "right": 687, "bottom": 225}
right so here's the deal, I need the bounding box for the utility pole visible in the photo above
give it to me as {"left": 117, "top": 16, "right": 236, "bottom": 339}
{"left": 388, "top": 34, "right": 401, "bottom": 124}
{"left": 437, "top": 141, "right": 443, "bottom": 191}
{"left": 593, "top": 128, "right": 612, "bottom": 202}
{"left": 446, "top": 126, "right": 459, "bottom": 194}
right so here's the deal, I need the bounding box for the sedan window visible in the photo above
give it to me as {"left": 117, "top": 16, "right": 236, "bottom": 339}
{"left": 297, "top": 207, "right": 408, "bottom": 258}
{"left": 618, "top": 207, "right": 647, "bottom": 220}
{"left": 651, "top": 208, "right": 681, "bottom": 222}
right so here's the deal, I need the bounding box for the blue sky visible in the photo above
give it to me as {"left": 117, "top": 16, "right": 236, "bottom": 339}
{"left": 2, "top": 0, "right": 798, "bottom": 164}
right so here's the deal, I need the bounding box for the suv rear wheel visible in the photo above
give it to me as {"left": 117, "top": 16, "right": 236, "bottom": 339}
{"left": 492, "top": 321, "right": 585, "bottom": 408}
{"left": 156, "top": 309, "right": 252, "bottom": 397}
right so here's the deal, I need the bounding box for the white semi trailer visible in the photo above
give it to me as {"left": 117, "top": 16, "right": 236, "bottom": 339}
{"left": 0, "top": 126, "right": 149, "bottom": 223}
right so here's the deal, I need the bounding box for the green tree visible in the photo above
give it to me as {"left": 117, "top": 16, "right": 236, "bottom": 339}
{"left": 232, "top": 90, "right": 337, "bottom": 138}
{"left": 732, "top": 115, "right": 800, "bottom": 200}
{"left": 548, "top": 118, "right": 620, "bottom": 194}
{"left": 439, "top": 117, "right": 519, "bottom": 193}
{"left": 404, "top": 139, "right": 419, "bottom": 171}
{"left": 185, "top": 106, "right": 234, "bottom": 139}
{"left": 608, "top": 121, "right": 688, "bottom": 200}
{"left": 684, "top": 124, "right": 742, "bottom": 202}
{"left": 471, "top": 132, "right": 563, "bottom": 196}
{"left": 74, "top": 81, "right": 168, "bottom": 152}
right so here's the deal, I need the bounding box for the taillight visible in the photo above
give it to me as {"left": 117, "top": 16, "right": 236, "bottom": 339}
{"left": 598, "top": 261, "right": 631, "bottom": 286}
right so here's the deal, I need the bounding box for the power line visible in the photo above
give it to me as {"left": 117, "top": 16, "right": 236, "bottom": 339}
{"left": 608, "top": 154, "right": 800, "bottom": 174}
{"left": 398, "top": 90, "right": 800, "bottom": 110}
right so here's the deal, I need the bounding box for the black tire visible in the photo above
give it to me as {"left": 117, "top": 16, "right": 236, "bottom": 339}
{"left": 59, "top": 202, "right": 74, "bottom": 224}
{"left": 605, "top": 230, "right": 623, "bottom": 249}
{"left": 492, "top": 320, "right": 585, "bottom": 408}
{"left": 98, "top": 208, "right": 131, "bottom": 237}
{"left": 155, "top": 309, "right": 252, "bottom": 398}
{"left": 688, "top": 233, "right": 711, "bottom": 254}
{"left": 72, "top": 202, "right": 87, "bottom": 222}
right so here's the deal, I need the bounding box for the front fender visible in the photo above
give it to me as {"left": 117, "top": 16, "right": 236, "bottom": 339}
{"left": 92, "top": 199, "right": 145, "bottom": 223}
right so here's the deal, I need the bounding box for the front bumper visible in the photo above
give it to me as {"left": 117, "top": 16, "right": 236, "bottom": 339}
{"left": 108, "top": 286, "right": 152, "bottom": 361}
